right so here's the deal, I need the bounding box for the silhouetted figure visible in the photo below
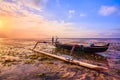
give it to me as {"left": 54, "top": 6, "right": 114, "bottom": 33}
{"left": 52, "top": 36, "right": 54, "bottom": 45}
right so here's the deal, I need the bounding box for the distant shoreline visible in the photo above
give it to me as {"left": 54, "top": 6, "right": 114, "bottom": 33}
{"left": 0, "top": 37, "right": 120, "bottom": 41}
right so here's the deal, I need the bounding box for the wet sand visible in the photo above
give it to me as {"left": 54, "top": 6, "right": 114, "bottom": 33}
{"left": 0, "top": 38, "right": 120, "bottom": 80}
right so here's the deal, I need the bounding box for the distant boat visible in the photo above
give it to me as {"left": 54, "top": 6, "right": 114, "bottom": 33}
{"left": 55, "top": 43, "right": 110, "bottom": 53}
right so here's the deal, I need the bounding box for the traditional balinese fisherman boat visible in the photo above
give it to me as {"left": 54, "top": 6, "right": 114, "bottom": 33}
{"left": 32, "top": 37, "right": 109, "bottom": 53}
{"left": 31, "top": 37, "right": 109, "bottom": 71}
{"left": 55, "top": 43, "right": 109, "bottom": 53}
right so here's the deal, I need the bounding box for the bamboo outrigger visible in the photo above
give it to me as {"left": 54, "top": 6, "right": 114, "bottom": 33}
{"left": 30, "top": 49, "right": 108, "bottom": 72}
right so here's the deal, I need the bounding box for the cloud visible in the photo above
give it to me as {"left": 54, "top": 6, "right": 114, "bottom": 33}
{"left": 0, "top": 0, "right": 77, "bottom": 39}
{"left": 22, "top": 0, "right": 48, "bottom": 10}
{"left": 99, "top": 6, "right": 117, "bottom": 16}
{"left": 69, "top": 10, "right": 75, "bottom": 14}
{"left": 68, "top": 10, "right": 75, "bottom": 18}
{"left": 80, "top": 13, "right": 86, "bottom": 17}
{"left": 21, "top": 0, "right": 41, "bottom": 10}
{"left": 0, "top": 0, "right": 45, "bottom": 11}
{"left": 1, "top": 0, "right": 119, "bottom": 38}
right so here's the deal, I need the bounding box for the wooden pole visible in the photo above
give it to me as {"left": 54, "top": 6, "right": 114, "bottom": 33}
{"left": 30, "top": 49, "right": 108, "bottom": 72}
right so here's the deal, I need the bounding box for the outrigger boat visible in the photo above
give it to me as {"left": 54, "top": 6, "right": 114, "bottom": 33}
{"left": 55, "top": 42, "right": 110, "bottom": 53}
{"left": 33, "top": 37, "right": 109, "bottom": 53}
{"left": 31, "top": 37, "right": 109, "bottom": 71}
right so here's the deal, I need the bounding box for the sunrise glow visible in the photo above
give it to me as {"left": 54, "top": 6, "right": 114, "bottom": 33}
{"left": 0, "top": 0, "right": 120, "bottom": 39}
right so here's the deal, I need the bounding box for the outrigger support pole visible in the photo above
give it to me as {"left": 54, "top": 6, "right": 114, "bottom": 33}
{"left": 33, "top": 41, "right": 47, "bottom": 49}
{"left": 33, "top": 36, "right": 58, "bottom": 49}
{"left": 70, "top": 45, "right": 76, "bottom": 56}
{"left": 70, "top": 44, "right": 83, "bottom": 56}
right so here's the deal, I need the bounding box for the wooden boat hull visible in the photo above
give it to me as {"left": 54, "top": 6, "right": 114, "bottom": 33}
{"left": 55, "top": 43, "right": 109, "bottom": 53}
{"left": 83, "top": 46, "right": 108, "bottom": 53}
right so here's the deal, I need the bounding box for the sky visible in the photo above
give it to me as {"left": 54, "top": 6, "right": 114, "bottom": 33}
{"left": 0, "top": 0, "right": 120, "bottom": 39}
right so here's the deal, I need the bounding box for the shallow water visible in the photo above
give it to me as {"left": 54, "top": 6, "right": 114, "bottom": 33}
{"left": 0, "top": 38, "right": 120, "bottom": 79}
{"left": 57, "top": 38, "right": 120, "bottom": 75}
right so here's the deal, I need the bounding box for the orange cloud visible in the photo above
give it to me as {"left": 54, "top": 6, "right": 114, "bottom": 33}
{"left": 0, "top": 0, "right": 79, "bottom": 39}
{"left": 0, "top": 0, "right": 104, "bottom": 39}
